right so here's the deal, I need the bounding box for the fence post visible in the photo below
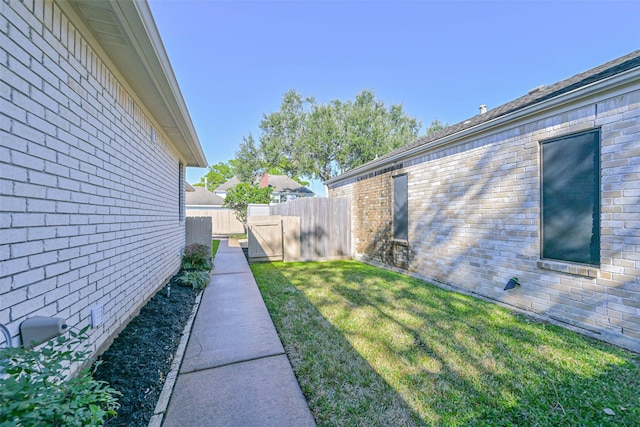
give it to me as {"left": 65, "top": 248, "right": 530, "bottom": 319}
{"left": 185, "top": 217, "right": 213, "bottom": 251}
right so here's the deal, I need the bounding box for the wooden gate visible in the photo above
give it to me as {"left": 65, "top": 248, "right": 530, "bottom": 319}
{"left": 248, "top": 218, "right": 283, "bottom": 262}
{"left": 247, "top": 216, "right": 301, "bottom": 262}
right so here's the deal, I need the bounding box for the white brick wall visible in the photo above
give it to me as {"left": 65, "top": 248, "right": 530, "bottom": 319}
{"left": 1, "top": 0, "right": 186, "bottom": 355}
{"left": 330, "top": 88, "right": 640, "bottom": 351}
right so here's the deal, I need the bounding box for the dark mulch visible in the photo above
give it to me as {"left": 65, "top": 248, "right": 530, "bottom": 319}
{"left": 93, "top": 276, "right": 199, "bottom": 426}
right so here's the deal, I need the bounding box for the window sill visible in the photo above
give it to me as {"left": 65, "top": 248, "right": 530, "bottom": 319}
{"left": 537, "top": 259, "right": 599, "bottom": 278}
{"left": 391, "top": 239, "right": 409, "bottom": 246}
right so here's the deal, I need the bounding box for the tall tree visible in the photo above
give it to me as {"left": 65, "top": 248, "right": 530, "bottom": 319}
{"left": 259, "top": 90, "right": 314, "bottom": 179}
{"left": 223, "top": 182, "right": 273, "bottom": 226}
{"left": 195, "top": 161, "right": 235, "bottom": 191}
{"left": 234, "top": 133, "right": 262, "bottom": 182}
{"left": 234, "top": 89, "right": 438, "bottom": 184}
{"left": 302, "top": 90, "right": 422, "bottom": 182}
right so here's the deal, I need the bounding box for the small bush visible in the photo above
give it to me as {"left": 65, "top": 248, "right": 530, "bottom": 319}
{"left": 0, "top": 326, "right": 120, "bottom": 426}
{"left": 176, "top": 270, "right": 210, "bottom": 290}
{"left": 181, "top": 244, "right": 212, "bottom": 271}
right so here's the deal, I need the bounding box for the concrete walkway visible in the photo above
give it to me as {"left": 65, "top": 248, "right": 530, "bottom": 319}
{"left": 162, "top": 239, "right": 315, "bottom": 427}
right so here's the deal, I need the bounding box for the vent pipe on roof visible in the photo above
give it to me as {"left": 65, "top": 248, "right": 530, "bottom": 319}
{"left": 479, "top": 104, "right": 487, "bottom": 115}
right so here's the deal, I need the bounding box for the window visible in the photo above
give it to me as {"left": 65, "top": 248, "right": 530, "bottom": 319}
{"left": 179, "top": 161, "right": 185, "bottom": 221}
{"left": 541, "top": 129, "right": 600, "bottom": 265}
{"left": 393, "top": 174, "right": 408, "bottom": 240}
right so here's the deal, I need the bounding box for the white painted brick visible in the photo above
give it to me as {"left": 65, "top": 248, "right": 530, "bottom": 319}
{"left": 45, "top": 261, "right": 69, "bottom": 278}
{"left": 0, "top": 256, "right": 29, "bottom": 277}
{"left": 8, "top": 55, "right": 43, "bottom": 90}
{"left": 44, "top": 214, "right": 70, "bottom": 226}
{"left": 14, "top": 181, "right": 47, "bottom": 199}
{"left": 27, "top": 198, "right": 56, "bottom": 212}
{"left": 27, "top": 278, "right": 57, "bottom": 298}
{"left": 0, "top": 96, "right": 27, "bottom": 122}
{"left": 43, "top": 159, "right": 69, "bottom": 177}
{"left": 0, "top": 195, "right": 27, "bottom": 212}
{"left": 2, "top": 287, "right": 27, "bottom": 310}
{"left": 28, "top": 251, "right": 57, "bottom": 269}
{"left": 1, "top": 226, "right": 27, "bottom": 244}
{"left": 10, "top": 240, "right": 43, "bottom": 258}
{"left": 11, "top": 267, "right": 45, "bottom": 289}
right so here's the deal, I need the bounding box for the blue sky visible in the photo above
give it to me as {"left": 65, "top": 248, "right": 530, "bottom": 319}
{"left": 147, "top": 0, "right": 640, "bottom": 195}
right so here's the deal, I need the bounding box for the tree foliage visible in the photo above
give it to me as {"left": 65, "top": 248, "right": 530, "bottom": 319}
{"left": 234, "top": 134, "right": 263, "bottom": 182}
{"left": 235, "top": 89, "right": 434, "bottom": 183}
{"left": 195, "top": 161, "right": 236, "bottom": 191}
{"left": 223, "top": 182, "right": 273, "bottom": 225}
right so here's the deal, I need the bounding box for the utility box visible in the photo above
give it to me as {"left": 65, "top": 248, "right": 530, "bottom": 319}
{"left": 20, "top": 316, "right": 67, "bottom": 350}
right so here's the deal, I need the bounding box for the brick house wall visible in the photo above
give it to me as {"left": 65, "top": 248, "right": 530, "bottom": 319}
{"left": 1, "top": 0, "right": 200, "bottom": 354}
{"left": 329, "top": 84, "right": 640, "bottom": 351}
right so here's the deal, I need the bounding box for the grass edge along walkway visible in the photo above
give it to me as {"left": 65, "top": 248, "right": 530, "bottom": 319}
{"left": 252, "top": 260, "right": 640, "bottom": 427}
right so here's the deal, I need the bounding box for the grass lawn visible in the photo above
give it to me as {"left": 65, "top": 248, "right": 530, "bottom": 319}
{"left": 252, "top": 260, "right": 640, "bottom": 426}
{"left": 212, "top": 239, "right": 220, "bottom": 258}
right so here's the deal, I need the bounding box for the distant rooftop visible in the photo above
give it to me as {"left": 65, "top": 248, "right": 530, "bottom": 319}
{"left": 216, "top": 174, "right": 314, "bottom": 196}
{"left": 186, "top": 186, "right": 224, "bottom": 205}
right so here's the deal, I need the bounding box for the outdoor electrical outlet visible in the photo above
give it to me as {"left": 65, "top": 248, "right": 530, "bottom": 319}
{"left": 91, "top": 305, "right": 103, "bottom": 328}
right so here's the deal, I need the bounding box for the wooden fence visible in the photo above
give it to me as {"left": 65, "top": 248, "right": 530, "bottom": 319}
{"left": 185, "top": 217, "right": 213, "bottom": 250}
{"left": 270, "top": 197, "right": 351, "bottom": 260}
{"left": 185, "top": 208, "right": 244, "bottom": 235}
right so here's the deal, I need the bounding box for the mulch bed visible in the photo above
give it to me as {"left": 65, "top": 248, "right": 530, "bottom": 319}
{"left": 93, "top": 276, "right": 199, "bottom": 426}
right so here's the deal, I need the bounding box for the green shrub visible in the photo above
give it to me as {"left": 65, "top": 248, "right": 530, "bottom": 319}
{"left": 0, "top": 326, "right": 120, "bottom": 426}
{"left": 181, "top": 243, "right": 212, "bottom": 271}
{"left": 176, "top": 270, "right": 210, "bottom": 290}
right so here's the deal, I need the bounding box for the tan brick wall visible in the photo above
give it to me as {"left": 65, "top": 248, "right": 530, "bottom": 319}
{"left": 329, "top": 89, "right": 640, "bottom": 350}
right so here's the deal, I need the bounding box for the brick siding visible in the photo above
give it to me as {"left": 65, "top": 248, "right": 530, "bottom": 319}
{"left": 1, "top": 0, "right": 185, "bottom": 354}
{"left": 329, "top": 89, "right": 640, "bottom": 350}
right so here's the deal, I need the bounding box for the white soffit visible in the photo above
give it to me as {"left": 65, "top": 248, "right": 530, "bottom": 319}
{"left": 66, "top": 0, "right": 207, "bottom": 167}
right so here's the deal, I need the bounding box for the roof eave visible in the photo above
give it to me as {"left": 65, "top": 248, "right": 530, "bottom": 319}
{"left": 66, "top": 0, "right": 207, "bottom": 167}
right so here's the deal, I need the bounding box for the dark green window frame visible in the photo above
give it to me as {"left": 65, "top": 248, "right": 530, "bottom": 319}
{"left": 540, "top": 129, "right": 600, "bottom": 266}
{"left": 393, "top": 174, "right": 408, "bottom": 241}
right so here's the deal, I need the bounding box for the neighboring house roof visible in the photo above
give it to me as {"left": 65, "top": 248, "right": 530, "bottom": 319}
{"left": 66, "top": 0, "right": 207, "bottom": 167}
{"left": 215, "top": 175, "right": 314, "bottom": 196}
{"left": 186, "top": 182, "right": 196, "bottom": 192}
{"left": 186, "top": 187, "right": 224, "bottom": 205}
{"left": 267, "top": 175, "right": 314, "bottom": 195}
{"left": 326, "top": 49, "right": 640, "bottom": 184}
{"left": 215, "top": 176, "right": 241, "bottom": 192}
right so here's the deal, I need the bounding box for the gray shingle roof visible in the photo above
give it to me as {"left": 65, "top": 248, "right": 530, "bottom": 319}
{"left": 329, "top": 49, "right": 640, "bottom": 182}
{"left": 215, "top": 176, "right": 240, "bottom": 191}
{"left": 215, "top": 175, "right": 314, "bottom": 195}
{"left": 186, "top": 186, "right": 224, "bottom": 205}
{"left": 266, "top": 175, "right": 314, "bottom": 195}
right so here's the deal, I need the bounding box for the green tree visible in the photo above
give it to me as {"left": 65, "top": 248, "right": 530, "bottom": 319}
{"left": 259, "top": 90, "right": 315, "bottom": 179}
{"left": 196, "top": 161, "right": 235, "bottom": 191}
{"left": 223, "top": 182, "right": 273, "bottom": 226}
{"left": 234, "top": 133, "right": 263, "bottom": 182}
{"left": 234, "top": 89, "right": 444, "bottom": 184}
{"left": 299, "top": 90, "right": 423, "bottom": 182}
{"left": 425, "top": 118, "right": 447, "bottom": 136}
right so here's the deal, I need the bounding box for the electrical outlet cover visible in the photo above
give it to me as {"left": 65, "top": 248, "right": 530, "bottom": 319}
{"left": 91, "top": 305, "right": 103, "bottom": 328}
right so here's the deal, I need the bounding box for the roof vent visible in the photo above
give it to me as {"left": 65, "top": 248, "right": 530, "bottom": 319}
{"left": 479, "top": 104, "right": 487, "bottom": 114}
{"left": 528, "top": 85, "right": 546, "bottom": 95}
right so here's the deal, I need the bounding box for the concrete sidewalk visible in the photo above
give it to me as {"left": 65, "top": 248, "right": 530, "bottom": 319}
{"left": 162, "top": 239, "right": 315, "bottom": 427}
